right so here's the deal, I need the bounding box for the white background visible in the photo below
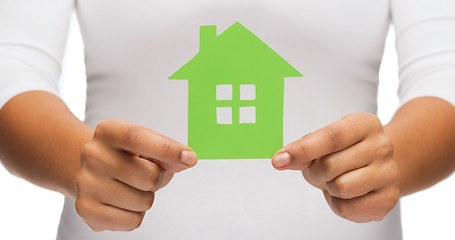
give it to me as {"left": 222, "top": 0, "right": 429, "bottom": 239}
{"left": 0, "top": 15, "right": 454, "bottom": 239}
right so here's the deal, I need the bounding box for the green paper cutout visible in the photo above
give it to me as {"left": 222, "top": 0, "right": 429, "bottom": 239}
{"left": 169, "top": 22, "right": 302, "bottom": 159}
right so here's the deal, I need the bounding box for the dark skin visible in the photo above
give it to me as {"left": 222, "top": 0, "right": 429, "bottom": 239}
{"left": 0, "top": 91, "right": 454, "bottom": 230}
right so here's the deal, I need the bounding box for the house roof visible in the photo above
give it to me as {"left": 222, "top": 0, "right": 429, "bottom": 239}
{"left": 169, "top": 22, "right": 302, "bottom": 81}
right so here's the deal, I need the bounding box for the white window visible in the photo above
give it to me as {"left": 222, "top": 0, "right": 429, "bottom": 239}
{"left": 215, "top": 84, "right": 256, "bottom": 124}
{"left": 239, "top": 107, "right": 256, "bottom": 124}
{"left": 240, "top": 84, "right": 256, "bottom": 100}
{"left": 216, "top": 107, "right": 232, "bottom": 124}
{"left": 216, "top": 84, "right": 232, "bottom": 100}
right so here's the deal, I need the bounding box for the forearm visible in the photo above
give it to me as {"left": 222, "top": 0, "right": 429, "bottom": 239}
{"left": 384, "top": 97, "right": 455, "bottom": 196}
{"left": 0, "top": 91, "right": 94, "bottom": 198}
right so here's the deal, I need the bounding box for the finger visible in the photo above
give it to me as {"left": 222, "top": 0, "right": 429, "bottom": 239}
{"left": 109, "top": 153, "right": 168, "bottom": 192}
{"left": 95, "top": 119, "right": 198, "bottom": 172}
{"left": 75, "top": 197, "right": 146, "bottom": 232}
{"left": 303, "top": 141, "right": 373, "bottom": 187}
{"left": 272, "top": 113, "right": 381, "bottom": 170}
{"left": 82, "top": 141, "right": 168, "bottom": 191}
{"left": 76, "top": 169, "right": 156, "bottom": 212}
{"left": 323, "top": 186, "right": 399, "bottom": 223}
{"left": 325, "top": 159, "right": 399, "bottom": 199}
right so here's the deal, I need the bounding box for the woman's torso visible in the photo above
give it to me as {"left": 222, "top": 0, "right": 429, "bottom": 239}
{"left": 57, "top": 1, "right": 402, "bottom": 239}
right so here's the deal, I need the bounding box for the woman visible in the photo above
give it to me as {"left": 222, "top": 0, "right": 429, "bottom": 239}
{"left": 0, "top": 0, "right": 454, "bottom": 239}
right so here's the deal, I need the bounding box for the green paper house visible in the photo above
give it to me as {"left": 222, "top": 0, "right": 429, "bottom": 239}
{"left": 169, "top": 22, "right": 302, "bottom": 159}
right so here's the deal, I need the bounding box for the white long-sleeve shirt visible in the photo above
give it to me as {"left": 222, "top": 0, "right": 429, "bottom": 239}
{"left": 1, "top": 1, "right": 455, "bottom": 239}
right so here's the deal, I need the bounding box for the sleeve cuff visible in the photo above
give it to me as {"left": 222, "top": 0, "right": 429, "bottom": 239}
{"left": 398, "top": 69, "right": 455, "bottom": 108}
{"left": 0, "top": 83, "right": 60, "bottom": 110}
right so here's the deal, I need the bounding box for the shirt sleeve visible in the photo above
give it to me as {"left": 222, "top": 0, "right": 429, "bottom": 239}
{"left": 391, "top": 0, "right": 455, "bottom": 108}
{"left": 0, "top": 0, "right": 74, "bottom": 109}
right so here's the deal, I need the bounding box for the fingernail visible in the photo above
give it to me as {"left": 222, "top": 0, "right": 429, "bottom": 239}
{"left": 273, "top": 152, "right": 290, "bottom": 168}
{"left": 181, "top": 150, "right": 197, "bottom": 166}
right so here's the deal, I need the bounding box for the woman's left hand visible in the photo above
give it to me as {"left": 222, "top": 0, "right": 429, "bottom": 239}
{"left": 272, "top": 113, "right": 400, "bottom": 223}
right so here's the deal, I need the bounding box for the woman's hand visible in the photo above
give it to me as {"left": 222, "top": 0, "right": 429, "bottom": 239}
{"left": 272, "top": 113, "right": 399, "bottom": 223}
{"left": 75, "top": 119, "right": 198, "bottom": 231}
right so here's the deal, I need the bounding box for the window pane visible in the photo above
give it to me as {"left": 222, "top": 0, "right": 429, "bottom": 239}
{"left": 216, "top": 84, "right": 232, "bottom": 100}
{"left": 216, "top": 107, "right": 232, "bottom": 124}
{"left": 240, "top": 84, "right": 255, "bottom": 100}
{"left": 239, "top": 106, "right": 256, "bottom": 124}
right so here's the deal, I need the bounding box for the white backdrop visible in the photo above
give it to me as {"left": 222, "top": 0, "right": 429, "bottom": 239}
{"left": 0, "top": 14, "right": 454, "bottom": 240}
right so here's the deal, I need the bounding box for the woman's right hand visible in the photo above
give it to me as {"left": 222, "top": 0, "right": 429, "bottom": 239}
{"left": 75, "top": 119, "right": 198, "bottom": 231}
